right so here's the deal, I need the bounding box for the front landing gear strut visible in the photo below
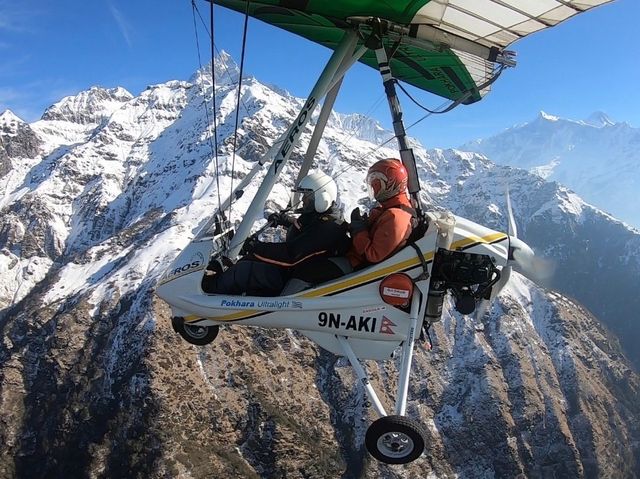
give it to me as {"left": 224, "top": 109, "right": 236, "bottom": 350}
{"left": 337, "top": 291, "right": 429, "bottom": 464}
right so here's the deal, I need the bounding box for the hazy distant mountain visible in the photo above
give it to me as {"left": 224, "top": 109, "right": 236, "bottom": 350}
{"left": 461, "top": 111, "right": 640, "bottom": 228}
{"left": 1, "top": 54, "right": 638, "bottom": 478}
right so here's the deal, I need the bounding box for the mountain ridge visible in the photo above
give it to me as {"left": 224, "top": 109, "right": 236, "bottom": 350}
{"left": 461, "top": 111, "right": 640, "bottom": 228}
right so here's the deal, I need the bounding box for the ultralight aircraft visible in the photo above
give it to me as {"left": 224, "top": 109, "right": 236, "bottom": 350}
{"left": 157, "top": 0, "right": 612, "bottom": 464}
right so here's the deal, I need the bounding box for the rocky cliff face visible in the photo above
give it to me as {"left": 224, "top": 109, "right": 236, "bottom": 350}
{"left": 0, "top": 110, "right": 42, "bottom": 177}
{"left": 1, "top": 57, "right": 639, "bottom": 478}
{"left": 40, "top": 87, "right": 134, "bottom": 125}
{"left": 2, "top": 270, "right": 638, "bottom": 478}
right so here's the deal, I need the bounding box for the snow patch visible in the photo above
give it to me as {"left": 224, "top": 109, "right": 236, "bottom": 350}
{"left": 530, "top": 158, "right": 560, "bottom": 179}
{"left": 539, "top": 110, "right": 559, "bottom": 122}
{"left": 0, "top": 253, "right": 53, "bottom": 309}
{"left": 43, "top": 246, "right": 134, "bottom": 305}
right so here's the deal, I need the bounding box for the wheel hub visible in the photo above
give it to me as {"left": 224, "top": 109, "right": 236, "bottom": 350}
{"left": 184, "top": 324, "right": 208, "bottom": 339}
{"left": 378, "top": 432, "right": 414, "bottom": 458}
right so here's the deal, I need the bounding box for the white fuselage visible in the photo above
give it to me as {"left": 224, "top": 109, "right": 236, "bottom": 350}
{"left": 155, "top": 212, "right": 509, "bottom": 359}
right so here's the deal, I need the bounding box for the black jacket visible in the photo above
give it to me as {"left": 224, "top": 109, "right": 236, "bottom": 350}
{"left": 249, "top": 204, "right": 350, "bottom": 268}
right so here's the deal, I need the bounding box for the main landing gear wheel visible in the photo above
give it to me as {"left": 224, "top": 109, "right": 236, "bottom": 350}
{"left": 172, "top": 317, "right": 219, "bottom": 346}
{"left": 365, "top": 415, "right": 428, "bottom": 464}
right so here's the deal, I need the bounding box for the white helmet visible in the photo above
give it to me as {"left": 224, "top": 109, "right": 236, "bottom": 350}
{"left": 295, "top": 171, "right": 337, "bottom": 213}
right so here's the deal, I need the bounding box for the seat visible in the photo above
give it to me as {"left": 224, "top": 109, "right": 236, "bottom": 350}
{"left": 281, "top": 257, "right": 353, "bottom": 295}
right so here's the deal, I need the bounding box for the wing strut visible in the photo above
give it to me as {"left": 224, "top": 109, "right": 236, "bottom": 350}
{"left": 228, "top": 29, "right": 362, "bottom": 258}
{"left": 292, "top": 77, "right": 343, "bottom": 205}
{"left": 367, "top": 19, "right": 423, "bottom": 217}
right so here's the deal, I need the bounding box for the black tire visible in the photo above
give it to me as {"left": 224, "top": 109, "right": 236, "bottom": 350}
{"left": 365, "top": 415, "right": 427, "bottom": 464}
{"left": 173, "top": 317, "right": 219, "bottom": 346}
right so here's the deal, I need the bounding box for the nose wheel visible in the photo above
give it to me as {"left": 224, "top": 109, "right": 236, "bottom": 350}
{"left": 172, "top": 317, "right": 219, "bottom": 345}
{"left": 365, "top": 415, "right": 427, "bottom": 464}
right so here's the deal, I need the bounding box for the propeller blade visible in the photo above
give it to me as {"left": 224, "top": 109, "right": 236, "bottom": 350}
{"left": 504, "top": 187, "right": 554, "bottom": 283}
{"left": 506, "top": 187, "right": 518, "bottom": 238}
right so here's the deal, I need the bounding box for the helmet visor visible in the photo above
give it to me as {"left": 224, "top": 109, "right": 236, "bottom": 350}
{"left": 366, "top": 178, "right": 376, "bottom": 201}
{"left": 366, "top": 171, "right": 387, "bottom": 201}
{"left": 294, "top": 187, "right": 315, "bottom": 212}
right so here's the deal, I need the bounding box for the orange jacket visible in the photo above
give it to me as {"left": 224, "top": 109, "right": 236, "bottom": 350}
{"left": 347, "top": 195, "right": 414, "bottom": 268}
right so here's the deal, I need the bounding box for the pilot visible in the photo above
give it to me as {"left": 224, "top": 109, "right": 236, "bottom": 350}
{"left": 346, "top": 158, "right": 415, "bottom": 269}
{"left": 202, "top": 170, "right": 350, "bottom": 296}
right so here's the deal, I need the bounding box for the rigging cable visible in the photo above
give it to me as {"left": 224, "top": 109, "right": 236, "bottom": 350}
{"left": 227, "top": 0, "right": 252, "bottom": 224}
{"left": 327, "top": 96, "right": 450, "bottom": 188}
{"left": 191, "top": 5, "right": 254, "bottom": 127}
{"left": 209, "top": 1, "right": 222, "bottom": 212}
{"left": 190, "top": 0, "right": 222, "bottom": 211}
{"left": 397, "top": 64, "right": 506, "bottom": 117}
{"left": 403, "top": 65, "right": 506, "bottom": 136}
{"left": 327, "top": 64, "right": 507, "bottom": 187}
{"left": 396, "top": 80, "right": 469, "bottom": 115}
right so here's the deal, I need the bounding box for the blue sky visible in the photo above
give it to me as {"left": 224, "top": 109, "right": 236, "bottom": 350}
{"left": 1, "top": 0, "right": 637, "bottom": 148}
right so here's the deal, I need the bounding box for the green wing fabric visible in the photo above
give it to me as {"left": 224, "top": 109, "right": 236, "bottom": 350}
{"left": 213, "top": 0, "right": 613, "bottom": 104}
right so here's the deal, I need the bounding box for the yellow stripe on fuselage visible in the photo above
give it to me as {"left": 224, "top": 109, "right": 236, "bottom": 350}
{"left": 453, "top": 232, "right": 507, "bottom": 250}
{"left": 184, "top": 232, "right": 507, "bottom": 323}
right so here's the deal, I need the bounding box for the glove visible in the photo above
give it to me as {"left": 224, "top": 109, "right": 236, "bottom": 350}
{"left": 204, "top": 257, "right": 224, "bottom": 276}
{"left": 240, "top": 235, "right": 259, "bottom": 256}
{"left": 267, "top": 211, "right": 294, "bottom": 227}
{"left": 349, "top": 208, "right": 368, "bottom": 234}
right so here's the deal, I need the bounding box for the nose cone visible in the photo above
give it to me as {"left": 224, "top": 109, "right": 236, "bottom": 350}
{"left": 509, "top": 236, "right": 555, "bottom": 282}
{"left": 155, "top": 279, "right": 172, "bottom": 303}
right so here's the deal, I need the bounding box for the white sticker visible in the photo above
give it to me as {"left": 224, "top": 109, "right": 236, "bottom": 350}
{"left": 363, "top": 305, "right": 387, "bottom": 314}
{"left": 383, "top": 287, "right": 410, "bottom": 298}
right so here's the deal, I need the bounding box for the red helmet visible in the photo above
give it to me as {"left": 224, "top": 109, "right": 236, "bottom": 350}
{"left": 366, "top": 159, "right": 408, "bottom": 202}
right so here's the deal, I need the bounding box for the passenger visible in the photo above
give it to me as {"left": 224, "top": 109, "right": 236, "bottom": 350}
{"left": 346, "top": 158, "right": 415, "bottom": 269}
{"left": 202, "top": 171, "right": 350, "bottom": 296}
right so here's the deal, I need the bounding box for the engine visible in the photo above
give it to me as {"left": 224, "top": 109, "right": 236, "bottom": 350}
{"left": 425, "top": 249, "right": 500, "bottom": 321}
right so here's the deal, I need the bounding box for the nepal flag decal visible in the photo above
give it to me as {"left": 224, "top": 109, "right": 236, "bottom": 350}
{"left": 379, "top": 316, "right": 396, "bottom": 335}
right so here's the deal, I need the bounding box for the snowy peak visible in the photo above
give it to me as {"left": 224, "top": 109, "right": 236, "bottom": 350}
{"left": 0, "top": 109, "right": 27, "bottom": 134}
{"left": 189, "top": 50, "right": 240, "bottom": 88}
{"left": 460, "top": 111, "right": 640, "bottom": 228}
{"left": 41, "top": 86, "right": 133, "bottom": 125}
{"left": 535, "top": 110, "right": 617, "bottom": 128}
{"left": 535, "top": 110, "right": 617, "bottom": 129}
{"left": 213, "top": 50, "right": 239, "bottom": 82}
{"left": 584, "top": 111, "right": 616, "bottom": 127}
{"left": 537, "top": 110, "right": 559, "bottom": 122}
{"left": 330, "top": 112, "right": 391, "bottom": 144}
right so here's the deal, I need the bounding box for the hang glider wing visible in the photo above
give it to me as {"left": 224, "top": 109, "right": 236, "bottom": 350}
{"left": 213, "top": 0, "right": 614, "bottom": 104}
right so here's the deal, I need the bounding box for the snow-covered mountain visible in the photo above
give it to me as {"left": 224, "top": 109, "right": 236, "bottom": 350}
{"left": 1, "top": 55, "right": 639, "bottom": 478}
{"left": 461, "top": 111, "right": 640, "bottom": 228}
